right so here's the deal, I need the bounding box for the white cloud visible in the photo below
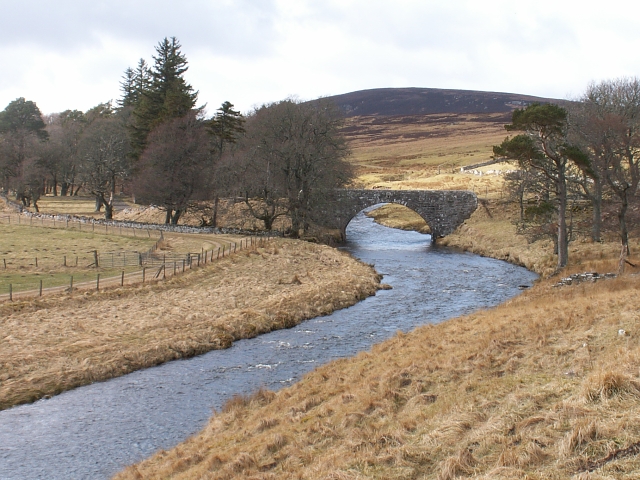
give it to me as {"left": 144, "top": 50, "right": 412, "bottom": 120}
{"left": 2, "top": 0, "right": 640, "bottom": 114}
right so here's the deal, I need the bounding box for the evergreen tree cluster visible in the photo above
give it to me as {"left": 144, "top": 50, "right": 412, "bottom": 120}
{"left": 120, "top": 37, "right": 199, "bottom": 159}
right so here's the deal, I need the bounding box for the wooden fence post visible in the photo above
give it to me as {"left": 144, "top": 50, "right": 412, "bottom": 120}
{"left": 97, "top": 274, "right": 100, "bottom": 291}
{"left": 142, "top": 267, "right": 146, "bottom": 283}
{"left": 69, "top": 276, "right": 73, "bottom": 292}
{"left": 9, "top": 283, "right": 12, "bottom": 301}
{"left": 35, "top": 257, "right": 38, "bottom": 267}
{"left": 39, "top": 280, "right": 42, "bottom": 297}
{"left": 64, "top": 255, "right": 67, "bottom": 267}
{"left": 121, "top": 271, "right": 125, "bottom": 286}
{"left": 93, "top": 250, "right": 99, "bottom": 268}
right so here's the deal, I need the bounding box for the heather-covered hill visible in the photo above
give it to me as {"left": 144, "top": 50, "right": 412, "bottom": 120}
{"left": 325, "top": 87, "right": 564, "bottom": 117}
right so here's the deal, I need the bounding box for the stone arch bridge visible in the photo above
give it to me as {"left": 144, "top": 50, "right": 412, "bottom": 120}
{"left": 327, "top": 189, "right": 478, "bottom": 243}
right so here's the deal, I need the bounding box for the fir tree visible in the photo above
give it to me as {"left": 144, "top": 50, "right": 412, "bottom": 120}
{"left": 130, "top": 37, "right": 198, "bottom": 159}
{"left": 208, "top": 101, "right": 245, "bottom": 157}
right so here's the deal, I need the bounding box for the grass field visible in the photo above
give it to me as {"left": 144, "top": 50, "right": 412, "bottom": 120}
{"left": 34, "top": 194, "right": 136, "bottom": 218}
{"left": 8, "top": 110, "right": 640, "bottom": 477}
{"left": 0, "top": 222, "right": 158, "bottom": 293}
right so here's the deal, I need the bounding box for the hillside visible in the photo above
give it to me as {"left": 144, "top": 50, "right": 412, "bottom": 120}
{"left": 326, "top": 87, "right": 564, "bottom": 117}
{"left": 320, "top": 88, "right": 567, "bottom": 187}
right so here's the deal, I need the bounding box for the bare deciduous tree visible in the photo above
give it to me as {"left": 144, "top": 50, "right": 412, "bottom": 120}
{"left": 234, "top": 98, "right": 352, "bottom": 235}
{"left": 133, "top": 112, "right": 212, "bottom": 224}
{"left": 78, "top": 111, "right": 130, "bottom": 219}
{"left": 578, "top": 78, "right": 640, "bottom": 269}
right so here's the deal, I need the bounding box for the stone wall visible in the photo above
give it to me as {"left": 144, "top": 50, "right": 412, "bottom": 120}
{"left": 328, "top": 189, "right": 477, "bottom": 242}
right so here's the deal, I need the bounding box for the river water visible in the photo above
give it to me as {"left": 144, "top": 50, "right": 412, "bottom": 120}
{"left": 0, "top": 211, "right": 537, "bottom": 479}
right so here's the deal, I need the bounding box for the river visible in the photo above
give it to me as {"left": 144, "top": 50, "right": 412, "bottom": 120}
{"left": 0, "top": 210, "right": 537, "bottom": 479}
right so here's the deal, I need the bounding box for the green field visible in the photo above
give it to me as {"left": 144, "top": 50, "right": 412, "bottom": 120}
{"left": 0, "top": 223, "right": 157, "bottom": 293}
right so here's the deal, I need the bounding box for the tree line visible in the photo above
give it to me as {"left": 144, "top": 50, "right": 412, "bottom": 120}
{"left": 494, "top": 78, "right": 640, "bottom": 271}
{"left": 0, "top": 37, "right": 352, "bottom": 236}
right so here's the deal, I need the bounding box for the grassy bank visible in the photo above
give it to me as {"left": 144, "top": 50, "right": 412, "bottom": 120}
{"left": 115, "top": 201, "right": 640, "bottom": 479}
{"left": 0, "top": 239, "right": 381, "bottom": 410}
{"left": 116, "top": 275, "right": 640, "bottom": 480}
{"left": 367, "top": 200, "right": 640, "bottom": 278}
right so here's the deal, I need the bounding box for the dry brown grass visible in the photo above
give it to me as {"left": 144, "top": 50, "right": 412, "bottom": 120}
{"left": 114, "top": 192, "right": 640, "bottom": 479}
{"left": 114, "top": 262, "right": 640, "bottom": 480}
{"left": 365, "top": 204, "right": 431, "bottom": 234}
{"left": 0, "top": 239, "right": 381, "bottom": 410}
{"left": 343, "top": 113, "right": 510, "bottom": 190}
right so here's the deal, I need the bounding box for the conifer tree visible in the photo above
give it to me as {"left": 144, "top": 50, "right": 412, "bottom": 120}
{"left": 129, "top": 38, "right": 198, "bottom": 159}
{"left": 208, "top": 101, "right": 245, "bottom": 157}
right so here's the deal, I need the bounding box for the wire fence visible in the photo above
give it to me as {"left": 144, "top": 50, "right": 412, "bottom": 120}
{"left": 0, "top": 235, "right": 272, "bottom": 302}
{"left": 0, "top": 213, "right": 164, "bottom": 270}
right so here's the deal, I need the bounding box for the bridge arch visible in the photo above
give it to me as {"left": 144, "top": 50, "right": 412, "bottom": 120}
{"left": 328, "top": 189, "right": 478, "bottom": 243}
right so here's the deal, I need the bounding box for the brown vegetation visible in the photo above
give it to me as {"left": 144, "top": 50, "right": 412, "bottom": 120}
{"left": 0, "top": 239, "right": 381, "bottom": 410}
{"left": 115, "top": 194, "right": 640, "bottom": 478}
{"left": 115, "top": 256, "right": 640, "bottom": 479}
{"left": 343, "top": 113, "right": 509, "bottom": 190}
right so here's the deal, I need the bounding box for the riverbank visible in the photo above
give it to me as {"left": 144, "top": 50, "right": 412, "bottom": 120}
{"left": 116, "top": 203, "right": 640, "bottom": 479}
{"left": 0, "top": 239, "right": 381, "bottom": 411}
{"left": 368, "top": 200, "right": 640, "bottom": 277}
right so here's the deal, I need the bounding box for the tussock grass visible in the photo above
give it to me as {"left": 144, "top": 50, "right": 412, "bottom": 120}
{"left": 115, "top": 198, "right": 640, "bottom": 479}
{"left": 115, "top": 271, "right": 640, "bottom": 479}
{"left": 0, "top": 239, "right": 381, "bottom": 410}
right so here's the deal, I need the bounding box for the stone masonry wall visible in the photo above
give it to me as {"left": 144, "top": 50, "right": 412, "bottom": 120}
{"left": 329, "top": 189, "right": 478, "bottom": 242}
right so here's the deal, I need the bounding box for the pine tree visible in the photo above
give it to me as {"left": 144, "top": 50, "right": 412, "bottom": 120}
{"left": 130, "top": 38, "right": 198, "bottom": 159}
{"left": 118, "top": 68, "right": 136, "bottom": 108}
{"left": 208, "top": 101, "right": 245, "bottom": 157}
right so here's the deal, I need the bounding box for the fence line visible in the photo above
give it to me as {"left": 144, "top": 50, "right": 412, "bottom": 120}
{"left": 0, "top": 213, "right": 161, "bottom": 240}
{"left": 0, "top": 235, "right": 273, "bottom": 302}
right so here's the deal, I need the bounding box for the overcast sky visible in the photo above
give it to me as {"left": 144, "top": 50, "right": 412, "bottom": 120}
{"left": 2, "top": 0, "right": 640, "bottom": 116}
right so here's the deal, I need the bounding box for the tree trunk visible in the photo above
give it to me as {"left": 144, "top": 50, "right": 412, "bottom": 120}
{"left": 518, "top": 189, "right": 524, "bottom": 220}
{"left": 165, "top": 209, "right": 172, "bottom": 224}
{"left": 556, "top": 174, "right": 569, "bottom": 268}
{"left": 104, "top": 192, "right": 114, "bottom": 220}
{"left": 170, "top": 209, "right": 181, "bottom": 225}
{"left": 592, "top": 179, "right": 602, "bottom": 242}
{"left": 212, "top": 195, "right": 219, "bottom": 227}
{"left": 619, "top": 189, "right": 630, "bottom": 256}
{"left": 95, "top": 195, "right": 103, "bottom": 212}
{"left": 52, "top": 175, "right": 58, "bottom": 196}
{"left": 61, "top": 182, "right": 69, "bottom": 196}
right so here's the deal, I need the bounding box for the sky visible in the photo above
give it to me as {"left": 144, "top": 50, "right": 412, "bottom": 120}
{"left": 2, "top": 0, "right": 640, "bottom": 116}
